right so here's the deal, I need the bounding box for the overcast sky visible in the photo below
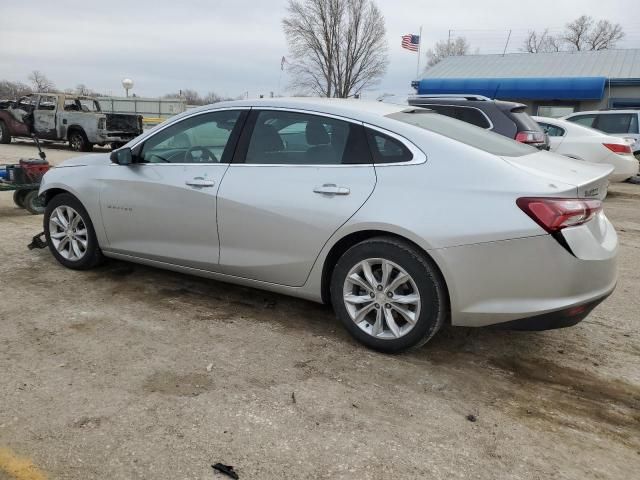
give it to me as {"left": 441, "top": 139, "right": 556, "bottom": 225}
{"left": 1, "top": 0, "right": 638, "bottom": 100}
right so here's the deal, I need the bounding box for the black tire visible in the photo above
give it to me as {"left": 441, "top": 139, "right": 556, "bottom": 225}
{"left": 23, "top": 190, "right": 45, "bottom": 214}
{"left": 0, "top": 120, "right": 11, "bottom": 144}
{"left": 13, "top": 189, "right": 29, "bottom": 208}
{"left": 68, "top": 130, "right": 93, "bottom": 152}
{"left": 330, "top": 237, "right": 447, "bottom": 353}
{"left": 44, "top": 193, "right": 103, "bottom": 270}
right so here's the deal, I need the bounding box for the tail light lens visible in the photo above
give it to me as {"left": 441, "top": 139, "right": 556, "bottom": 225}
{"left": 515, "top": 131, "right": 546, "bottom": 145}
{"left": 603, "top": 143, "right": 632, "bottom": 155}
{"left": 517, "top": 197, "right": 602, "bottom": 233}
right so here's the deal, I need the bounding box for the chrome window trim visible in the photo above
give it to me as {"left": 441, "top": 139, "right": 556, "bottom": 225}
{"left": 363, "top": 123, "right": 427, "bottom": 166}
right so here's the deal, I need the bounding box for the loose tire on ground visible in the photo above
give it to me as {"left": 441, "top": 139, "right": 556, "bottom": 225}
{"left": 0, "top": 120, "right": 11, "bottom": 144}
{"left": 330, "top": 236, "right": 447, "bottom": 353}
{"left": 23, "top": 190, "right": 45, "bottom": 215}
{"left": 44, "top": 193, "right": 103, "bottom": 270}
{"left": 13, "top": 189, "right": 29, "bottom": 208}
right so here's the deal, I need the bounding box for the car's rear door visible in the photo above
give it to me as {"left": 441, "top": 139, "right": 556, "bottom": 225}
{"left": 99, "top": 108, "right": 247, "bottom": 269}
{"left": 216, "top": 109, "right": 376, "bottom": 286}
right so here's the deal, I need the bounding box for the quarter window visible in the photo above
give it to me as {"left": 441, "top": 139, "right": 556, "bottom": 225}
{"left": 140, "top": 110, "right": 242, "bottom": 164}
{"left": 366, "top": 129, "right": 413, "bottom": 163}
{"left": 243, "top": 111, "right": 370, "bottom": 165}
{"left": 538, "top": 122, "right": 565, "bottom": 137}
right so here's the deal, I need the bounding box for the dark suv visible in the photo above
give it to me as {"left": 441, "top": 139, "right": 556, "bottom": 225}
{"left": 407, "top": 94, "right": 549, "bottom": 150}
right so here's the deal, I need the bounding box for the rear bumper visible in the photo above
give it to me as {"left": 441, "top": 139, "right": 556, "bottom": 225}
{"left": 433, "top": 220, "right": 617, "bottom": 327}
{"left": 489, "top": 292, "right": 612, "bottom": 330}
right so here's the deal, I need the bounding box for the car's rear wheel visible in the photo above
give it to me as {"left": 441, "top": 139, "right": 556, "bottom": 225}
{"left": 44, "top": 193, "right": 103, "bottom": 269}
{"left": 330, "top": 237, "right": 447, "bottom": 353}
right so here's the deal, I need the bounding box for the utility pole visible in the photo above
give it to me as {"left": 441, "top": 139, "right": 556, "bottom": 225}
{"left": 416, "top": 26, "right": 423, "bottom": 78}
{"left": 502, "top": 30, "right": 512, "bottom": 56}
{"left": 447, "top": 30, "right": 451, "bottom": 54}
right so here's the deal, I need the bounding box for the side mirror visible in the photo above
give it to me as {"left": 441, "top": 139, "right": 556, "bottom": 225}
{"left": 110, "top": 147, "right": 133, "bottom": 165}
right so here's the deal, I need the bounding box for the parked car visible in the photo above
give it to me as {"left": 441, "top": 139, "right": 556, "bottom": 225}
{"left": 533, "top": 116, "right": 639, "bottom": 182}
{"left": 39, "top": 99, "right": 617, "bottom": 352}
{"left": 0, "top": 93, "right": 143, "bottom": 151}
{"left": 563, "top": 110, "right": 640, "bottom": 157}
{"left": 407, "top": 94, "right": 550, "bottom": 150}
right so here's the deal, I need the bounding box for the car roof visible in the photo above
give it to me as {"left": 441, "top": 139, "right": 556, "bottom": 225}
{"left": 408, "top": 95, "right": 525, "bottom": 110}
{"left": 565, "top": 110, "right": 640, "bottom": 116}
{"left": 187, "top": 97, "right": 410, "bottom": 123}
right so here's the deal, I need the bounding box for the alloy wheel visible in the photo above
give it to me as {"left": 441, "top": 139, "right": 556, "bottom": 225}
{"left": 48, "top": 206, "right": 88, "bottom": 261}
{"left": 342, "top": 258, "right": 421, "bottom": 340}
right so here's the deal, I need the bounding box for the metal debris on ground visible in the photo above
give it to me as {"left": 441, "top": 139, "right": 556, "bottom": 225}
{"left": 212, "top": 463, "right": 239, "bottom": 479}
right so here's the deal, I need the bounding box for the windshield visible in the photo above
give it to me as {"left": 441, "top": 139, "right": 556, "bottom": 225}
{"left": 387, "top": 109, "right": 536, "bottom": 157}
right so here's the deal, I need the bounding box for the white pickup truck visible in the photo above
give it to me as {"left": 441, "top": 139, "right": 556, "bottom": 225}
{"left": 0, "top": 93, "right": 143, "bottom": 151}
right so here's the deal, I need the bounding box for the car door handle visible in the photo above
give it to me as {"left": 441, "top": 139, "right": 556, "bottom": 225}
{"left": 186, "top": 178, "right": 215, "bottom": 188}
{"left": 313, "top": 184, "right": 350, "bottom": 195}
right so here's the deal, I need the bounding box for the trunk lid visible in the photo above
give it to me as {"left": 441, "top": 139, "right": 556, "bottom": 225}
{"left": 502, "top": 150, "right": 613, "bottom": 200}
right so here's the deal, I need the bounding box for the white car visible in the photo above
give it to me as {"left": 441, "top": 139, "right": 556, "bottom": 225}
{"left": 534, "top": 116, "right": 639, "bottom": 182}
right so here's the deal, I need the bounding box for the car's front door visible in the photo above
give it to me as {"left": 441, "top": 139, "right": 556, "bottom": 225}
{"left": 33, "top": 94, "right": 58, "bottom": 139}
{"left": 216, "top": 109, "right": 377, "bottom": 287}
{"left": 99, "top": 109, "right": 247, "bottom": 270}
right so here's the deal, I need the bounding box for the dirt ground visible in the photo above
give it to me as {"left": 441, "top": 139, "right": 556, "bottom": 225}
{"left": 1, "top": 141, "right": 639, "bottom": 480}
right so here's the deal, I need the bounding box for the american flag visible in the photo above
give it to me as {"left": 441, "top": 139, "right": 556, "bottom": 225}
{"left": 401, "top": 34, "right": 420, "bottom": 52}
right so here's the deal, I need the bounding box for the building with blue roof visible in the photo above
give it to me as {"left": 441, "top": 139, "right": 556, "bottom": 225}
{"left": 413, "top": 49, "right": 640, "bottom": 117}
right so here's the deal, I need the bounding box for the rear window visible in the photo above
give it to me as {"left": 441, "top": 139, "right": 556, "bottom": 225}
{"left": 387, "top": 110, "right": 535, "bottom": 157}
{"left": 422, "top": 105, "right": 491, "bottom": 129}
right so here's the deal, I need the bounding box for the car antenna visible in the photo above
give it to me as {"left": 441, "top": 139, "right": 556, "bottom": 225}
{"left": 31, "top": 133, "right": 47, "bottom": 161}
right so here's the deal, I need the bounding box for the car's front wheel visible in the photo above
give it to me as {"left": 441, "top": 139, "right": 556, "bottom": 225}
{"left": 331, "top": 237, "right": 447, "bottom": 353}
{"left": 44, "top": 193, "right": 103, "bottom": 269}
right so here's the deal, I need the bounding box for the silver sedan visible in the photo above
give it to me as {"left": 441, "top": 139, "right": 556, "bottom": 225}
{"left": 39, "top": 98, "right": 618, "bottom": 352}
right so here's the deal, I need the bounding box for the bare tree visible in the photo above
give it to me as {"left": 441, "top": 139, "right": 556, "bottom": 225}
{"left": 586, "top": 19, "right": 625, "bottom": 50}
{"left": 28, "top": 70, "right": 55, "bottom": 92}
{"left": 0, "top": 80, "right": 32, "bottom": 98}
{"left": 425, "top": 36, "right": 470, "bottom": 67}
{"left": 521, "top": 29, "right": 561, "bottom": 53}
{"left": 563, "top": 15, "right": 624, "bottom": 51}
{"left": 283, "top": 0, "right": 388, "bottom": 98}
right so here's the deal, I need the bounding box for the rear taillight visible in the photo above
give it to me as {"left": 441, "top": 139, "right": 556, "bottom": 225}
{"left": 516, "top": 197, "right": 602, "bottom": 233}
{"left": 515, "top": 130, "right": 546, "bottom": 145}
{"left": 603, "top": 143, "right": 632, "bottom": 155}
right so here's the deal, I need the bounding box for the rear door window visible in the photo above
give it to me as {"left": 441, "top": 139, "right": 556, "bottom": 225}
{"left": 243, "top": 110, "right": 371, "bottom": 165}
{"left": 594, "top": 113, "right": 635, "bottom": 134}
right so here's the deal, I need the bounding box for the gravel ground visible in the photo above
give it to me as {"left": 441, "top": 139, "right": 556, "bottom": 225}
{"left": 1, "top": 142, "right": 639, "bottom": 479}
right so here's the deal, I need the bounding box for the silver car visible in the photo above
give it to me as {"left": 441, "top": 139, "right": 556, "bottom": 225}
{"left": 39, "top": 98, "right": 618, "bottom": 352}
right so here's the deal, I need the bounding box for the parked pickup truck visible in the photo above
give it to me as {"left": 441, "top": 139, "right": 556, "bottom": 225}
{"left": 0, "top": 93, "right": 143, "bottom": 151}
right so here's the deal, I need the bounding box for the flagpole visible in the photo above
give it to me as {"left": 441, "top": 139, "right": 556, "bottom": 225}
{"left": 416, "top": 26, "right": 423, "bottom": 78}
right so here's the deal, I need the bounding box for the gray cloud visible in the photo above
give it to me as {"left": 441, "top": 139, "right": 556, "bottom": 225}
{"left": 1, "top": 0, "right": 637, "bottom": 99}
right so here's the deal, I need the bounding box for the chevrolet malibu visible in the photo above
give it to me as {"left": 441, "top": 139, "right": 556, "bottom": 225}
{"left": 39, "top": 98, "right": 618, "bottom": 352}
